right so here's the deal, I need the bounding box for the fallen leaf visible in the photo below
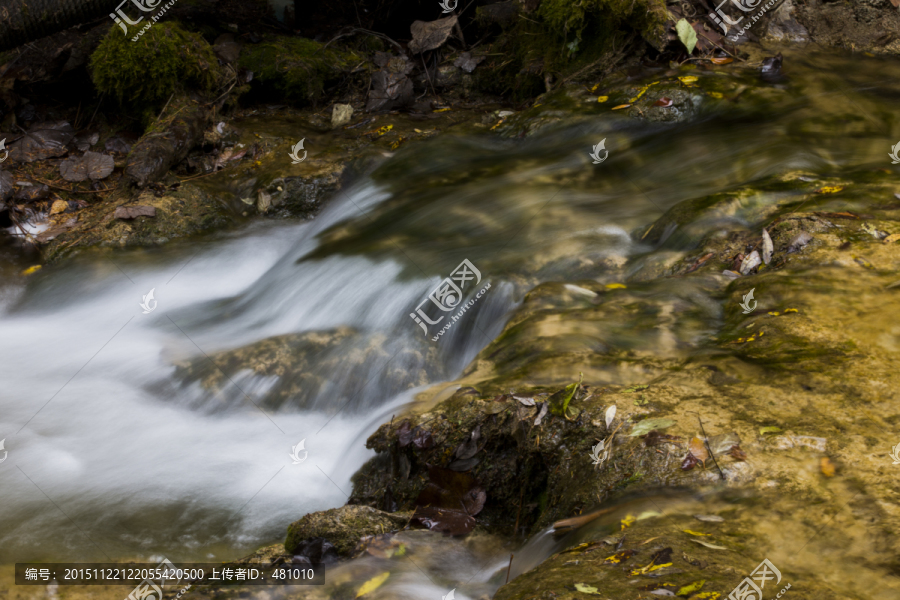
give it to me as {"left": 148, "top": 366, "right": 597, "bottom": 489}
{"left": 114, "top": 205, "right": 156, "bottom": 220}
{"left": 681, "top": 437, "right": 709, "bottom": 471}
{"left": 762, "top": 228, "right": 773, "bottom": 264}
{"left": 678, "top": 76, "right": 699, "bottom": 85}
{"left": 650, "top": 590, "right": 675, "bottom": 596}
{"left": 60, "top": 151, "right": 115, "bottom": 182}
{"left": 631, "top": 548, "right": 673, "bottom": 575}
{"left": 611, "top": 104, "right": 632, "bottom": 110}
{"left": 574, "top": 583, "right": 600, "bottom": 595}
{"left": 690, "top": 539, "right": 728, "bottom": 550}
{"left": 621, "top": 514, "right": 636, "bottom": 530}
{"left": 711, "top": 57, "right": 733, "bottom": 64}
{"left": 676, "top": 19, "right": 698, "bottom": 54}
{"left": 409, "top": 16, "right": 458, "bottom": 54}
{"left": 820, "top": 456, "right": 836, "bottom": 477}
{"left": 707, "top": 91, "right": 724, "bottom": 98}
{"left": 355, "top": 572, "right": 389, "bottom": 597}
{"left": 692, "top": 593, "right": 721, "bottom": 600}
{"left": 604, "top": 549, "right": 637, "bottom": 564}
{"left": 534, "top": 401, "right": 549, "bottom": 425}
{"left": 759, "top": 426, "right": 782, "bottom": 435}
{"left": 883, "top": 233, "right": 900, "bottom": 244}
{"left": 50, "top": 199, "right": 69, "bottom": 215}
{"left": 548, "top": 372, "right": 583, "bottom": 417}
{"left": 453, "top": 52, "right": 485, "bottom": 73}
{"left": 817, "top": 186, "right": 844, "bottom": 194}
{"left": 693, "top": 514, "right": 724, "bottom": 523}
{"left": 455, "top": 425, "right": 482, "bottom": 460}
{"left": 683, "top": 530, "right": 710, "bottom": 537}
{"left": 728, "top": 445, "right": 747, "bottom": 461}
{"left": 605, "top": 405, "right": 617, "bottom": 429}
{"left": 597, "top": 95, "right": 609, "bottom": 103}
{"left": 606, "top": 283, "right": 627, "bottom": 289}
{"left": 516, "top": 396, "right": 536, "bottom": 406}
{"left": 654, "top": 97, "right": 673, "bottom": 107}
{"left": 630, "top": 418, "right": 676, "bottom": 437}
{"left": 433, "top": 108, "right": 451, "bottom": 113}
{"left": 677, "top": 580, "right": 705, "bottom": 596}
{"left": 9, "top": 121, "right": 75, "bottom": 162}
{"left": 21, "top": 265, "right": 42, "bottom": 275}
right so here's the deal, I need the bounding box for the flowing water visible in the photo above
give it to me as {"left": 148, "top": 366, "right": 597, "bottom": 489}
{"left": 2, "top": 48, "right": 900, "bottom": 598}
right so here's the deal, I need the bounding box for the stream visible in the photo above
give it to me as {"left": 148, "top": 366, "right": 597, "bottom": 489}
{"left": 2, "top": 47, "right": 900, "bottom": 599}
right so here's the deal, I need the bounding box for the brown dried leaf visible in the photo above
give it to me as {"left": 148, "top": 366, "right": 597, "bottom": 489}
{"left": 9, "top": 121, "right": 75, "bottom": 162}
{"left": 711, "top": 57, "right": 733, "bottom": 65}
{"left": 453, "top": 52, "right": 485, "bottom": 73}
{"left": 654, "top": 97, "right": 673, "bottom": 107}
{"left": 408, "top": 16, "right": 458, "bottom": 54}
{"left": 728, "top": 445, "right": 747, "bottom": 461}
{"left": 60, "top": 151, "right": 114, "bottom": 182}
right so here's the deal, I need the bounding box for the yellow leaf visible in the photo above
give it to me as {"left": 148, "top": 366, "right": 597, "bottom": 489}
{"left": 355, "top": 572, "right": 389, "bottom": 597}
{"left": 490, "top": 120, "right": 504, "bottom": 130}
{"left": 433, "top": 108, "right": 451, "bottom": 113}
{"left": 817, "top": 186, "right": 843, "bottom": 194}
{"left": 767, "top": 311, "right": 780, "bottom": 316}
{"left": 784, "top": 308, "right": 798, "bottom": 313}
{"left": 591, "top": 83, "right": 601, "bottom": 92}
{"left": 683, "top": 530, "right": 711, "bottom": 536}
{"left": 50, "top": 200, "right": 69, "bottom": 215}
{"left": 611, "top": 104, "right": 632, "bottom": 110}
{"left": 597, "top": 95, "right": 609, "bottom": 103}
{"left": 21, "top": 265, "right": 42, "bottom": 276}
{"left": 820, "top": 456, "right": 836, "bottom": 477}
{"left": 693, "top": 593, "right": 721, "bottom": 600}
{"left": 605, "top": 283, "right": 626, "bottom": 289}
{"left": 679, "top": 76, "right": 699, "bottom": 85}
{"left": 708, "top": 92, "right": 724, "bottom": 99}
{"left": 533, "top": 103, "right": 542, "bottom": 107}
{"left": 678, "top": 581, "right": 706, "bottom": 596}
{"left": 574, "top": 583, "right": 600, "bottom": 595}
{"left": 628, "top": 81, "right": 661, "bottom": 103}
{"left": 414, "top": 128, "right": 423, "bottom": 133}
{"left": 621, "top": 514, "right": 636, "bottom": 530}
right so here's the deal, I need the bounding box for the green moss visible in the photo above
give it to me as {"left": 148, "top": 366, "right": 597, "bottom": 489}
{"left": 237, "top": 36, "right": 362, "bottom": 105}
{"left": 90, "top": 22, "right": 220, "bottom": 115}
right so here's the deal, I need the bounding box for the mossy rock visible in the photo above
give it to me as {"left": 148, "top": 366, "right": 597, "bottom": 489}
{"left": 89, "top": 22, "right": 220, "bottom": 119}
{"left": 237, "top": 36, "right": 362, "bottom": 105}
{"left": 284, "top": 505, "right": 409, "bottom": 556}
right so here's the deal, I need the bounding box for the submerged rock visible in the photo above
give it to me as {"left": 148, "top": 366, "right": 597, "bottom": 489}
{"left": 284, "top": 505, "right": 409, "bottom": 557}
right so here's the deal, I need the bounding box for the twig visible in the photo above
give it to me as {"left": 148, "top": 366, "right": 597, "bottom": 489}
{"left": 506, "top": 554, "right": 514, "bottom": 584}
{"left": 689, "top": 412, "right": 726, "bottom": 480}
{"left": 175, "top": 169, "right": 221, "bottom": 182}
{"left": 157, "top": 92, "right": 175, "bottom": 122}
{"left": 31, "top": 178, "right": 111, "bottom": 194}
{"left": 87, "top": 94, "right": 105, "bottom": 129}
{"left": 421, "top": 54, "right": 438, "bottom": 98}
{"left": 697, "top": 33, "right": 744, "bottom": 61}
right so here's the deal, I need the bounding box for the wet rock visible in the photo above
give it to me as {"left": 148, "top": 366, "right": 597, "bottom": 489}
{"left": 331, "top": 103, "right": 353, "bottom": 129}
{"left": 764, "top": 0, "right": 809, "bottom": 43}
{"left": 284, "top": 505, "right": 409, "bottom": 557}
